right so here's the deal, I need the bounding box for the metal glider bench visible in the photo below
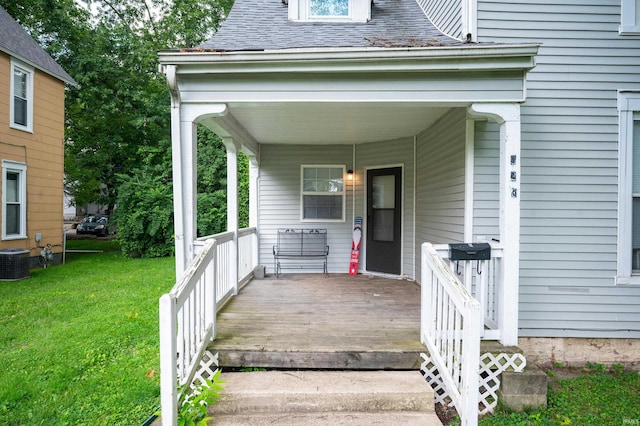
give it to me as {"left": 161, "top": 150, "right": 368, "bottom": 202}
{"left": 273, "top": 228, "right": 329, "bottom": 277}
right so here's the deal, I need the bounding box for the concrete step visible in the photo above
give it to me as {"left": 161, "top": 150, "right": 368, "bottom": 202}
{"left": 209, "top": 371, "right": 440, "bottom": 424}
{"left": 213, "top": 411, "right": 443, "bottom": 425}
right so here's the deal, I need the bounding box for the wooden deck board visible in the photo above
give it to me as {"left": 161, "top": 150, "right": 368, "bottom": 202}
{"left": 209, "top": 273, "right": 424, "bottom": 369}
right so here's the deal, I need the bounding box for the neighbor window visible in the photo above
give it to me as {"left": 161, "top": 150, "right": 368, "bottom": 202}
{"left": 10, "top": 60, "right": 33, "bottom": 132}
{"left": 620, "top": 0, "right": 640, "bottom": 34}
{"left": 2, "top": 161, "right": 27, "bottom": 240}
{"left": 301, "top": 165, "right": 345, "bottom": 221}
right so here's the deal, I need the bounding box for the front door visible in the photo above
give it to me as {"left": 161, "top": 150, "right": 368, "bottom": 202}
{"left": 366, "top": 167, "right": 402, "bottom": 275}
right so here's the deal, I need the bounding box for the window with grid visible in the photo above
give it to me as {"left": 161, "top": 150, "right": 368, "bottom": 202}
{"left": 301, "top": 165, "right": 345, "bottom": 221}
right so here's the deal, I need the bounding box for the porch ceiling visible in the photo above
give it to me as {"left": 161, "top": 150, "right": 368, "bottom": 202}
{"left": 222, "top": 102, "right": 454, "bottom": 145}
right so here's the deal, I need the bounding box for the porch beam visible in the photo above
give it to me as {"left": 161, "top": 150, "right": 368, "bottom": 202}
{"left": 469, "top": 103, "right": 521, "bottom": 346}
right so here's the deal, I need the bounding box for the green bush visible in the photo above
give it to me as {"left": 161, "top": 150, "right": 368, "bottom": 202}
{"left": 114, "top": 171, "right": 175, "bottom": 258}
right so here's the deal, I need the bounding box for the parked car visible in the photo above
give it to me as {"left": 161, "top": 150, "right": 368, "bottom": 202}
{"left": 75, "top": 215, "right": 113, "bottom": 237}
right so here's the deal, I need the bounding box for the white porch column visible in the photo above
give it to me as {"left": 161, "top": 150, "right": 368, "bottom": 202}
{"left": 469, "top": 103, "right": 521, "bottom": 346}
{"left": 248, "top": 155, "right": 260, "bottom": 267}
{"left": 166, "top": 66, "right": 198, "bottom": 278}
{"left": 223, "top": 138, "right": 239, "bottom": 295}
{"left": 248, "top": 155, "right": 259, "bottom": 228}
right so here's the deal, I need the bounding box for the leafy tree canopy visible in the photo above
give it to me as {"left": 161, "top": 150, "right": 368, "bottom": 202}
{"left": 1, "top": 0, "right": 245, "bottom": 257}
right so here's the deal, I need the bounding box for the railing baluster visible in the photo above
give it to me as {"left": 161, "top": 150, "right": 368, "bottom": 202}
{"left": 159, "top": 228, "right": 258, "bottom": 425}
{"left": 421, "top": 243, "right": 482, "bottom": 426}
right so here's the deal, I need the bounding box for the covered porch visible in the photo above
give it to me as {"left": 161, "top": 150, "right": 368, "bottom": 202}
{"left": 210, "top": 273, "right": 424, "bottom": 370}
{"left": 158, "top": 42, "right": 539, "bottom": 425}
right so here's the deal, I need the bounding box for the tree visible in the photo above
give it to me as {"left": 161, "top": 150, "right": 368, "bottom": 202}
{"left": 1, "top": 0, "right": 233, "bottom": 212}
{"left": 3, "top": 0, "right": 247, "bottom": 258}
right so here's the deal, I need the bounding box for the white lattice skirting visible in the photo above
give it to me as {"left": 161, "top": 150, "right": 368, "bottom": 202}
{"left": 189, "top": 350, "right": 220, "bottom": 393}
{"left": 420, "top": 352, "right": 527, "bottom": 415}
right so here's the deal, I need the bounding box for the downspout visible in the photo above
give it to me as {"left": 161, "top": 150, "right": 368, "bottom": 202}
{"left": 461, "top": 0, "right": 478, "bottom": 42}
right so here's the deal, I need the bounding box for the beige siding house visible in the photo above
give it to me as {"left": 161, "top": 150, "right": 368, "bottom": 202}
{"left": 0, "top": 6, "right": 75, "bottom": 270}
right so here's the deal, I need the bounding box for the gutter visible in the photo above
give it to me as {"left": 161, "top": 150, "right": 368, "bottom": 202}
{"left": 158, "top": 43, "right": 539, "bottom": 74}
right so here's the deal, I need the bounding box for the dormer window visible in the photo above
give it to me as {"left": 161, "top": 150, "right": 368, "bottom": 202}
{"left": 289, "top": 0, "right": 370, "bottom": 23}
{"left": 310, "top": 0, "right": 349, "bottom": 18}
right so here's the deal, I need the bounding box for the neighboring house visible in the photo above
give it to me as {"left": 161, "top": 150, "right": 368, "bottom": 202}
{"left": 158, "top": 0, "right": 640, "bottom": 364}
{"left": 0, "top": 7, "right": 75, "bottom": 269}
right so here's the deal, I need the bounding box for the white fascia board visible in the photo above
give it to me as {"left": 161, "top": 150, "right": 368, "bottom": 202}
{"left": 158, "top": 44, "right": 539, "bottom": 75}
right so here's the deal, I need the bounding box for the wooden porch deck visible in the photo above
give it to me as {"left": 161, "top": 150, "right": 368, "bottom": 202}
{"left": 209, "top": 273, "right": 425, "bottom": 370}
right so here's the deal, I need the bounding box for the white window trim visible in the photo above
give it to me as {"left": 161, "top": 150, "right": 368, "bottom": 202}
{"left": 288, "top": 0, "right": 370, "bottom": 23}
{"left": 10, "top": 59, "right": 34, "bottom": 133}
{"left": 300, "top": 164, "right": 346, "bottom": 223}
{"left": 2, "top": 160, "right": 27, "bottom": 240}
{"left": 617, "top": 92, "right": 640, "bottom": 285}
{"left": 620, "top": 0, "right": 640, "bottom": 35}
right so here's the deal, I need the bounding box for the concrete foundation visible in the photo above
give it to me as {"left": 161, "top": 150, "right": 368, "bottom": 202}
{"left": 518, "top": 337, "right": 640, "bottom": 369}
{"left": 497, "top": 365, "right": 548, "bottom": 411}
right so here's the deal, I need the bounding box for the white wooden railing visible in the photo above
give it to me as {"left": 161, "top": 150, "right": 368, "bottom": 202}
{"left": 159, "top": 227, "right": 258, "bottom": 425}
{"left": 434, "top": 243, "right": 503, "bottom": 340}
{"left": 421, "top": 243, "right": 481, "bottom": 426}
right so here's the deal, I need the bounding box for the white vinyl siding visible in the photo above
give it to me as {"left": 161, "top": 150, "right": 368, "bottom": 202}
{"left": 473, "top": 120, "right": 499, "bottom": 241}
{"left": 2, "top": 161, "right": 27, "bottom": 240}
{"left": 415, "top": 108, "right": 467, "bottom": 280}
{"left": 417, "top": 0, "right": 464, "bottom": 40}
{"left": 259, "top": 145, "right": 353, "bottom": 274}
{"left": 10, "top": 59, "right": 33, "bottom": 133}
{"left": 478, "top": 0, "right": 640, "bottom": 337}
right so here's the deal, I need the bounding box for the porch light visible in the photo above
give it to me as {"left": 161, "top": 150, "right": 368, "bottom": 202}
{"left": 347, "top": 169, "right": 353, "bottom": 180}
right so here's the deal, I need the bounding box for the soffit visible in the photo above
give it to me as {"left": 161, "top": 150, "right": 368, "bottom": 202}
{"left": 220, "top": 102, "right": 454, "bottom": 145}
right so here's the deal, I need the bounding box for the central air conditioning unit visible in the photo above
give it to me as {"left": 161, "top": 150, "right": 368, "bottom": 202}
{"left": 0, "top": 248, "right": 30, "bottom": 280}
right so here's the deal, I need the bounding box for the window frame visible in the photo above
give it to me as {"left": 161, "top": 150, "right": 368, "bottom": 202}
{"left": 620, "top": 0, "right": 640, "bottom": 35}
{"left": 2, "top": 160, "right": 27, "bottom": 240}
{"left": 300, "top": 164, "right": 346, "bottom": 223}
{"left": 10, "top": 59, "right": 34, "bottom": 133}
{"left": 617, "top": 92, "right": 640, "bottom": 284}
{"left": 288, "top": 0, "right": 370, "bottom": 23}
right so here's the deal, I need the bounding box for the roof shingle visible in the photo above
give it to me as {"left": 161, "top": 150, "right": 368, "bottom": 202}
{"left": 200, "top": 0, "right": 462, "bottom": 51}
{"left": 0, "top": 6, "right": 75, "bottom": 84}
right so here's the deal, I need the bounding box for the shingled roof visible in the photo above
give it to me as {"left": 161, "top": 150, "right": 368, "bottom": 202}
{"left": 0, "top": 6, "right": 75, "bottom": 85}
{"left": 200, "top": 0, "right": 462, "bottom": 52}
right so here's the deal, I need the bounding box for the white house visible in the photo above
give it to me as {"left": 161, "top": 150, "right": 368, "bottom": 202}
{"left": 158, "top": 0, "right": 640, "bottom": 382}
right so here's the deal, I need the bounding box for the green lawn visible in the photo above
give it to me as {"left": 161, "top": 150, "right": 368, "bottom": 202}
{"left": 478, "top": 365, "right": 640, "bottom": 426}
{"left": 2, "top": 241, "right": 639, "bottom": 425}
{"left": 0, "top": 239, "right": 175, "bottom": 425}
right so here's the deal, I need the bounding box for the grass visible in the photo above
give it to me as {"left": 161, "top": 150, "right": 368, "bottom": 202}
{"left": 0, "top": 239, "right": 175, "bottom": 425}
{"left": 476, "top": 365, "right": 640, "bottom": 426}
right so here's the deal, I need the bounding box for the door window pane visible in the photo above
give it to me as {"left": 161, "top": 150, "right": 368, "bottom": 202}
{"left": 372, "top": 175, "right": 395, "bottom": 209}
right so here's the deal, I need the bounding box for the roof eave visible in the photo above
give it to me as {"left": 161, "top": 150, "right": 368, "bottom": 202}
{"left": 158, "top": 43, "right": 540, "bottom": 74}
{"left": 0, "top": 47, "right": 77, "bottom": 87}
